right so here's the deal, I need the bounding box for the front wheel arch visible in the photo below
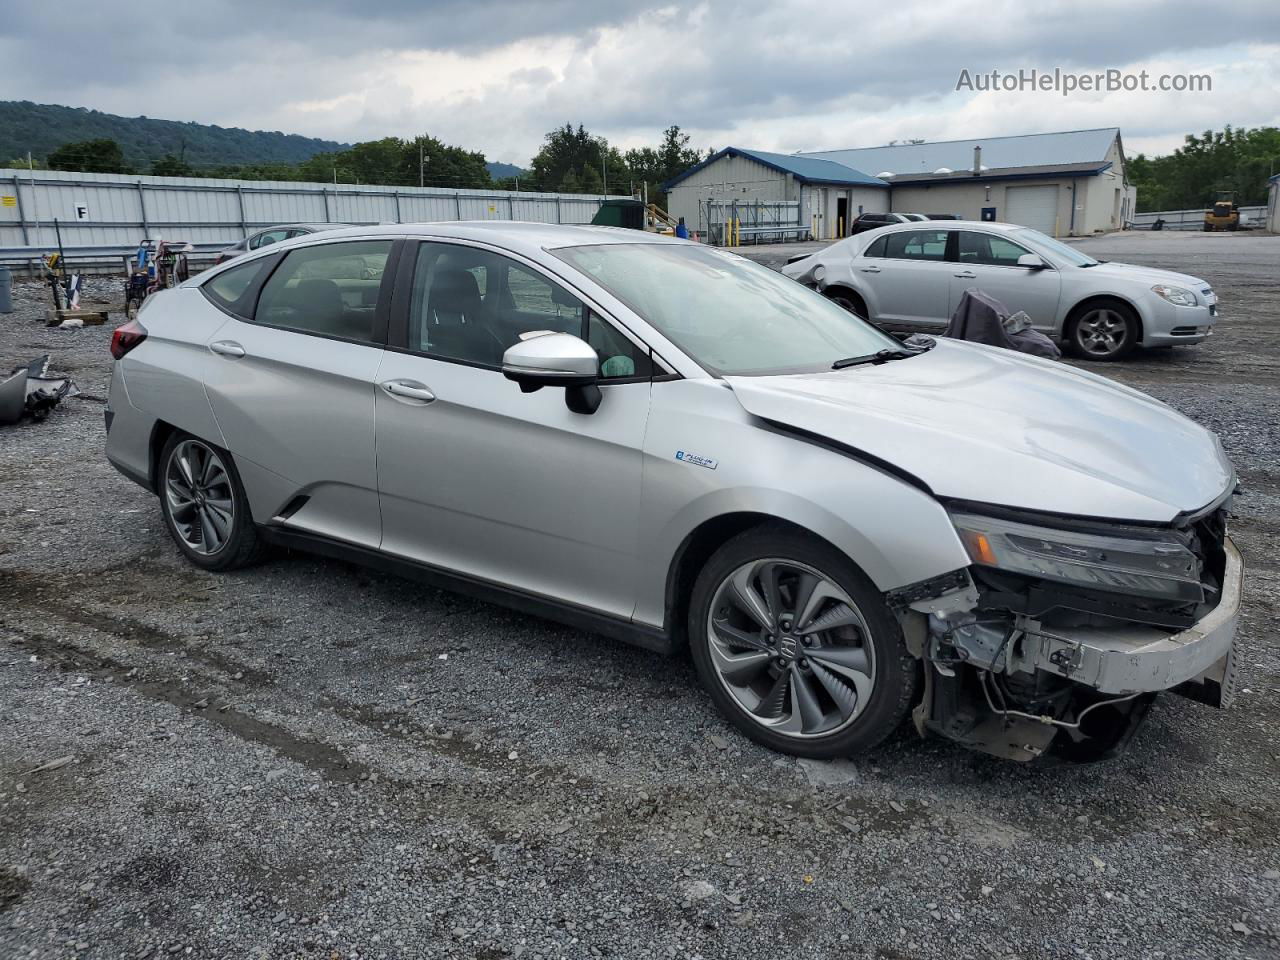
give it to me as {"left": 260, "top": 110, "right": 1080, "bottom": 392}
{"left": 664, "top": 513, "right": 860, "bottom": 650}
{"left": 1065, "top": 295, "right": 1144, "bottom": 358}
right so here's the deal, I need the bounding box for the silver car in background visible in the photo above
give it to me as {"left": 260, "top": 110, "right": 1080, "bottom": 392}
{"left": 782, "top": 220, "right": 1219, "bottom": 360}
{"left": 105, "top": 223, "right": 1241, "bottom": 762}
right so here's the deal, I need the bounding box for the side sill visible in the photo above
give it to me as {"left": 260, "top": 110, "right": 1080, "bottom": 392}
{"left": 255, "top": 525, "right": 675, "bottom": 656}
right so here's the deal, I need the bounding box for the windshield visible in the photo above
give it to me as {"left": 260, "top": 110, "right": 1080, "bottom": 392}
{"left": 1014, "top": 229, "right": 1098, "bottom": 267}
{"left": 552, "top": 243, "right": 902, "bottom": 376}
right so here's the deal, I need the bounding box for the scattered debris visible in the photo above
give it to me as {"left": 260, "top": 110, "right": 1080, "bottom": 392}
{"left": 0, "top": 355, "right": 80, "bottom": 425}
{"left": 797, "top": 757, "right": 860, "bottom": 787}
{"left": 25, "top": 755, "right": 74, "bottom": 775}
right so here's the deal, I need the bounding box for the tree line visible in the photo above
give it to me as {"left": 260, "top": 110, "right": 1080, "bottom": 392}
{"left": 1128, "top": 125, "right": 1280, "bottom": 212}
{"left": 26, "top": 123, "right": 709, "bottom": 205}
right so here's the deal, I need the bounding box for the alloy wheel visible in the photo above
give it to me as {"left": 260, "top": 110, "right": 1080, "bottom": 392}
{"left": 164, "top": 440, "right": 235, "bottom": 555}
{"left": 705, "top": 559, "right": 877, "bottom": 738}
{"left": 1075, "top": 308, "right": 1130, "bottom": 357}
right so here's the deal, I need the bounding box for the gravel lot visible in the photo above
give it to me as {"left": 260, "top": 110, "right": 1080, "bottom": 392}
{"left": 2, "top": 231, "right": 1279, "bottom": 960}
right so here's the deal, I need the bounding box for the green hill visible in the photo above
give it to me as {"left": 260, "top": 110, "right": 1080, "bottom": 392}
{"left": 0, "top": 100, "right": 348, "bottom": 170}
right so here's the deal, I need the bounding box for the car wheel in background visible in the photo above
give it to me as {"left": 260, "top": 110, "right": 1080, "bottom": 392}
{"left": 1068, "top": 300, "right": 1139, "bottom": 361}
{"left": 688, "top": 525, "right": 918, "bottom": 758}
{"left": 825, "top": 290, "right": 867, "bottom": 319}
{"left": 158, "top": 432, "right": 266, "bottom": 571}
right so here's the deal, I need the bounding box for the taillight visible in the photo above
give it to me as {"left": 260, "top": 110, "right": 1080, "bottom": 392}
{"left": 110, "top": 319, "right": 148, "bottom": 360}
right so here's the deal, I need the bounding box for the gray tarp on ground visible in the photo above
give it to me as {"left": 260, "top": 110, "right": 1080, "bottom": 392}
{"left": 945, "top": 288, "right": 1062, "bottom": 360}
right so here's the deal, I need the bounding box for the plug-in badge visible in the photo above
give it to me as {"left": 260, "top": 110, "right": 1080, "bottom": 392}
{"left": 675, "top": 450, "right": 718, "bottom": 470}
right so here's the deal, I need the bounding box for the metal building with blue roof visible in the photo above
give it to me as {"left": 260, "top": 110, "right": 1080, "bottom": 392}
{"left": 662, "top": 128, "right": 1135, "bottom": 241}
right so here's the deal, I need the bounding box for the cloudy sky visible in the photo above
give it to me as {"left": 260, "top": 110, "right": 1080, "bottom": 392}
{"left": 2, "top": 0, "right": 1277, "bottom": 166}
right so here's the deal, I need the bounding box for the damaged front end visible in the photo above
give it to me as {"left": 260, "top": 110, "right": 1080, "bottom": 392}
{"left": 891, "top": 494, "right": 1242, "bottom": 762}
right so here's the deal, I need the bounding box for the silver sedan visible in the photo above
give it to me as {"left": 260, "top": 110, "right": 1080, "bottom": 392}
{"left": 104, "top": 222, "right": 1241, "bottom": 762}
{"left": 782, "top": 220, "right": 1219, "bottom": 360}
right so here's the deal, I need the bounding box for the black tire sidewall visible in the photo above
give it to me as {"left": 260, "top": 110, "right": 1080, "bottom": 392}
{"left": 158, "top": 432, "right": 258, "bottom": 571}
{"left": 687, "top": 526, "right": 918, "bottom": 758}
{"left": 826, "top": 292, "right": 866, "bottom": 320}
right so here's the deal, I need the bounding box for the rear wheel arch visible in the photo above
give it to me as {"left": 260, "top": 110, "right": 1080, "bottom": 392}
{"left": 148, "top": 420, "right": 179, "bottom": 493}
{"left": 822, "top": 285, "right": 868, "bottom": 319}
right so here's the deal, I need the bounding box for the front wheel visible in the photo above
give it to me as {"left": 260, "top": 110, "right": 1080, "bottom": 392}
{"left": 1069, "top": 301, "right": 1138, "bottom": 360}
{"left": 825, "top": 290, "right": 867, "bottom": 319}
{"left": 688, "top": 526, "right": 918, "bottom": 758}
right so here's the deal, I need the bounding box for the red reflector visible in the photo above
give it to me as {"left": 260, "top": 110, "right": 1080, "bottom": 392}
{"left": 110, "top": 319, "right": 148, "bottom": 360}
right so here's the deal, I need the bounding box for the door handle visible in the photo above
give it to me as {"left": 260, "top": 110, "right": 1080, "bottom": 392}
{"left": 381, "top": 380, "right": 436, "bottom": 403}
{"left": 210, "top": 340, "right": 246, "bottom": 358}
{"left": 953, "top": 271, "right": 977, "bottom": 279}
{"left": 860, "top": 265, "right": 881, "bottom": 273}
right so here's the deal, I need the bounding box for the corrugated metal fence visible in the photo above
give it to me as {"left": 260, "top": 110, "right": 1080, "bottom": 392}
{"left": 699, "top": 200, "right": 804, "bottom": 245}
{"left": 1129, "top": 205, "right": 1267, "bottom": 231}
{"left": 0, "top": 168, "right": 630, "bottom": 270}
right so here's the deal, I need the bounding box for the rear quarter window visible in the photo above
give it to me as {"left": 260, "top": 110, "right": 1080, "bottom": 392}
{"left": 202, "top": 257, "right": 275, "bottom": 318}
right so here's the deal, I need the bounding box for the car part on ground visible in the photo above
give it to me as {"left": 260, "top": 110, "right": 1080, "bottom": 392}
{"left": 779, "top": 219, "right": 1218, "bottom": 358}
{"left": 104, "top": 221, "right": 1243, "bottom": 764}
{"left": 0, "top": 355, "right": 80, "bottom": 425}
{"left": 945, "top": 289, "right": 1062, "bottom": 359}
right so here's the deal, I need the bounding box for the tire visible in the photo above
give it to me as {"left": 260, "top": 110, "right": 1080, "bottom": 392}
{"left": 687, "top": 525, "right": 919, "bottom": 758}
{"left": 158, "top": 432, "right": 267, "bottom": 571}
{"left": 1067, "top": 300, "right": 1139, "bottom": 361}
{"left": 825, "top": 289, "right": 867, "bottom": 319}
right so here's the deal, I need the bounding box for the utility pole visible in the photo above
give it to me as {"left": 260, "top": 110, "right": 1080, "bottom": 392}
{"left": 28, "top": 151, "right": 41, "bottom": 247}
{"left": 419, "top": 142, "right": 425, "bottom": 188}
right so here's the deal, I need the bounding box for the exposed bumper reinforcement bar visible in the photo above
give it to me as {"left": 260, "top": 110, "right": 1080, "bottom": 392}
{"left": 1016, "top": 537, "right": 1242, "bottom": 703}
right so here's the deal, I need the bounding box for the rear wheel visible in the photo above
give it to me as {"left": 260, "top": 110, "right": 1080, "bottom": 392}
{"left": 159, "top": 432, "right": 266, "bottom": 571}
{"left": 688, "top": 526, "right": 918, "bottom": 758}
{"left": 1068, "top": 301, "right": 1138, "bottom": 361}
{"left": 825, "top": 289, "right": 867, "bottom": 319}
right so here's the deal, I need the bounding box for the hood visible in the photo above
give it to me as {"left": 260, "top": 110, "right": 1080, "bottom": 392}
{"left": 726, "top": 339, "right": 1231, "bottom": 523}
{"left": 1080, "top": 261, "right": 1209, "bottom": 290}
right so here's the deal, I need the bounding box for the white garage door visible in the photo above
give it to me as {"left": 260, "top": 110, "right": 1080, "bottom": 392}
{"left": 1004, "top": 185, "right": 1059, "bottom": 234}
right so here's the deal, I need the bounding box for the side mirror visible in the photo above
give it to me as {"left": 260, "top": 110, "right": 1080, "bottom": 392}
{"left": 502, "top": 332, "right": 602, "bottom": 414}
{"left": 1017, "top": 253, "right": 1048, "bottom": 270}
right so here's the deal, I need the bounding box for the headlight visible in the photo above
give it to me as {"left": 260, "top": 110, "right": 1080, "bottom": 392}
{"left": 949, "top": 510, "right": 1202, "bottom": 603}
{"left": 1152, "top": 284, "right": 1197, "bottom": 306}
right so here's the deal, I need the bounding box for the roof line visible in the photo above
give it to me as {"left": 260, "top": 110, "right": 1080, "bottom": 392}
{"left": 797, "top": 126, "right": 1120, "bottom": 155}
{"left": 661, "top": 146, "right": 888, "bottom": 191}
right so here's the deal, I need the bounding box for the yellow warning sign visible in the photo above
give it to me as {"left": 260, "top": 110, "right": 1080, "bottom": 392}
{"left": 0, "top": 196, "right": 16, "bottom": 207}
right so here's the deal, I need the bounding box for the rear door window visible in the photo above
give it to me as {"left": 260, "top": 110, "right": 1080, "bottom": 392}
{"left": 884, "top": 229, "right": 949, "bottom": 261}
{"left": 863, "top": 235, "right": 888, "bottom": 258}
{"left": 253, "top": 240, "right": 393, "bottom": 343}
{"left": 251, "top": 229, "right": 291, "bottom": 250}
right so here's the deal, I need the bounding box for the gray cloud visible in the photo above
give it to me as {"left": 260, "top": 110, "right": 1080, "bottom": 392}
{"left": 0, "top": 0, "right": 1276, "bottom": 164}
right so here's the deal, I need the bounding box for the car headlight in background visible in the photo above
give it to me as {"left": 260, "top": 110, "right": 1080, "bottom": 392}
{"left": 1151, "top": 284, "right": 1197, "bottom": 307}
{"left": 949, "top": 510, "right": 1203, "bottom": 604}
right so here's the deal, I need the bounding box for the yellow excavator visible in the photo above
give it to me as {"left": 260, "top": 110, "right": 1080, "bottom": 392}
{"left": 1204, "top": 193, "right": 1239, "bottom": 232}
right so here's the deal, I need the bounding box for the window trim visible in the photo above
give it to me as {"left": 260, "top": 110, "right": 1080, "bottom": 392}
{"left": 210, "top": 237, "right": 404, "bottom": 346}
{"left": 386, "top": 237, "right": 674, "bottom": 383}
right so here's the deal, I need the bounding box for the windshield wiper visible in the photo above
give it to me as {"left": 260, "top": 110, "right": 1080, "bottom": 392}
{"left": 831, "top": 349, "right": 913, "bottom": 370}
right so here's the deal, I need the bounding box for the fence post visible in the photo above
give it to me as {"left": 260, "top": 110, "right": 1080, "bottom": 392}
{"left": 394, "top": 190, "right": 402, "bottom": 224}
{"left": 555, "top": 196, "right": 562, "bottom": 224}
{"left": 322, "top": 188, "right": 332, "bottom": 223}
{"left": 235, "top": 185, "right": 248, "bottom": 239}
{"left": 13, "top": 175, "right": 29, "bottom": 246}
{"left": 455, "top": 192, "right": 463, "bottom": 220}
{"left": 509, "top": 195, "right": 515, "bottom": 220}
{"left": 137, "top": 181, "right": 151, "bottom": 237}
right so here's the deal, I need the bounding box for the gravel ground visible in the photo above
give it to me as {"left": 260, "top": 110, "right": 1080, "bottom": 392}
{"left": 1, "top": 233, "right": 1278, "bottom": 960}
